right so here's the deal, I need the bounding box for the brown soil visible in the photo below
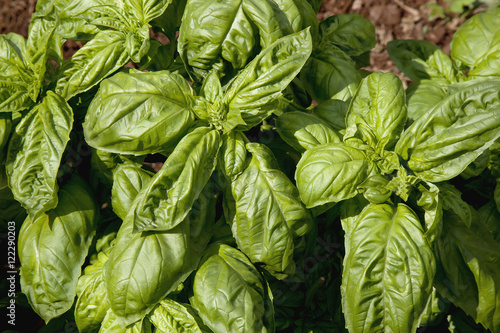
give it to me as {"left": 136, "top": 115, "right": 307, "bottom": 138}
{"left": 0, "top": 0, "right": 493, "bottom": 86}
{"left": 318, "top": 0, "right": 493, "bottom": 86}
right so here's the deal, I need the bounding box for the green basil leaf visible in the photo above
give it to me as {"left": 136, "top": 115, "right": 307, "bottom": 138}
{"left": 124, "top": 0, "right": 171, "bottom": 24}
{"left": 339, "top": 195, "right": 369, "bottom": 236}
{"left": 478, "top": 200, "right": 500, "bottom": 243}
{"left": 200, "top": 70, "right": 223, "bottom": 104}
{"left": 83, "top": 70, "right": 195, "bottom": 155}
{"left": 468, "top": 49, "right": 500, "bottom": 78}
{"left": 148, "top": 298, "right": 210, "bottom": 333}
{"left": 99, "top": 309, "right": 152, "bottom": 333}
{"left": 125, "top": 25, "right": 151, "bottom": 63}
{"left": 396, "top": 79, "right": 500, "bottom": 171}
{"left": 461, "top": 149, "right": 490, "bottom": 179}
{"left": 439, "top": 183, "right": 473, "bottom": 228}
{"left": 357, "top": 173, "right": 391, "bottom": 204}
{"left": 191, "top": 243, "right": 274, "bottom": 333}
{"left": 151, "top": 0, "right": 186, "bottom": 40}
{"left": 6, "top": 91, "right": 73, "bottom": 221}
{"left": 0, "top": 154, "right": 26, "bottom": 224}
{"left": 434, "top": 210, "right": 500, "bottom": 332}
{"left": 75, "top": 252, "right": 110, "bottom": 333}
{"left": 1, "top": 32, "right": 27, "bottom": 62}
{"left": 307, "top": 0, "right": 322, "bottom": 13}
{"left": 396, "top": 80, "right": 498, "bottom": 160}
{"left": 408, "top": 109, "right": 500, "bottom": 183}
{"left": 416, "top": 181, "right": 443, "bottom": 244}
{"left": 223, "top": 28, "right": 313, "bottom": 128}
{"left": 90, "top": 149, "right": 145, "bottom": 186}
{"left": 450, "top": 8, "right": 500, "bottom": 70}
{"left": 296, "top": 143, "right": 368, "bottom": 208}
{"left": 178, "top": 0, "right": 273, "bottom": 79}
{"left": 387, "top": 39, "right": 457, "bottom": 82}
{"left": 111, "top": 164, "right": 154, "bottom": 220}
{"left": 19, "top": 176, "right": 98, "bottom": 322}
{"left": 0, "top": 33, "right": 34, "bottom": 112}
{"left": 342, "top": 203, "right": 435, "bottom": 332}
{"left": 56, "top": 30, "right": 129, "bottom": 100}
{"left": 300, "top": 47, "right": 361, "bottom": 103}
{"left": 34, "top": 0, "right": 106, "bottom": 40}
{"left": 218, "top": 131, "right": 248, "bottom": 180}
{"left": 312, "top": 99, "right": 348, "bottom": 131}
{"left": 406, "top": 79, "right": 448, "bottom": 123}
{"left": 26, "top": 15, "right": 58, "bottom": 98}
{"left": 346, "top": 72, "right": 407, "bottom": 151}
{"left": 104, "top": 180, "right": 214, "bottom": 326}
{"left": 275, "top": 111, "right": 341, "bottom": 153}
{"left": 318, "top": 14, "right": 376, "bottom": 57}
{"left": 230, "top": 143, "right": 312, "bottom": 276}
{"left": 0, "top": 112, "right": 12, "bottom": 151}
{"left": 187, "top": 0, "right": 251, "bottom": 72}
{"left": 130, "top": 127, "right": 220, "bottom": 232}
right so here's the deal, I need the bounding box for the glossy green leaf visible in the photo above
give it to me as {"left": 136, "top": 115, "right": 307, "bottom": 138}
{"left": 178, "top": 0, "right": 276, "bottom": 79}
{"left": 396, "top": 79, "right": 500, "bottom": 160}
{"left": 33, "top": 0, "right": 106, "bottom": 40}
{"left": 318, "top": 14, "right": 376, "bottom": 58}
{"left": 151, "top": 0, "right": 187, "bottom": 39}
{"left": 439, "top": 183, "right": 473, "bottom": 228}
{"left": 416, "top": 181, "right": 443, "bottom": 244}
{"left": 129, "top": 127, "right": 220, "bottom": 232}
{"left": 357, "top": 173, "right": 391, "bottom": 204}
{"left": 26, "top": 15, "right": 58, "bottom": 97}
{"left": 191, "top": 243, "right": 274, "bottom": 333}
{"left": 124, "top": 0, "right": 172, "bottom": 23}
{"left": 342, "top": 203, "right": 435, "bottom": 333}
{"left": 468, "top": 49, "right": 500, "bottom": 78}
{"left": 406, "top": 79, "right": 448, "bottom": 123}
{"left": 103, "top": 180, "right": 215, "bottom": 326}
{"left": 408, "top": 109, "right": 500, "bottom": 182}
{"left": 434, "top": 209, "right": 500, "bottom": 332}
{"left": 300, "top": 47, "right": 361, "bottom": 103}
{"left": 148, "top": 298, "right": 210, "bottom": 333}
{"left": 218, "top": 130, "right": 248, "bottom": 180}
{"left": 0, "top": 33, "right": 34, "bottom": 112}
{"left": 0, "top": 112, "right": 12, "bottom": 151}
{"left": 99, "top": 309, "right": 152, "bottom": 333}
{"left": 478, "top": 200, "right": 500, "bottom": 243}
{"left": 346, "top": 72, "right": 407, "bottom": 151}
{"left": 19, "top": 176, "right": 98, "bottom": 322}
{"left": 75, "top": 252, "right": 110, "bottom": 333}
{"left": 90, "top": 149, "right": 145, "bottom": 186}
{"left": 396, "top": 80, "right": 500, "bottom": 182}
{"left": 387, "top": 39, "right": 456, "bottom": 82}
{"left": 312, "top": 99, "right": 348, "bottom": 131}
{"left": 6, "top": 91, "right": 73, "bottom": 221}
{"left": 450, "top": 8, "right": 500, "bottom": 70}
{"left": 111, "top": 164, "right": 154, "bottom": 220}
{"left": 296, "top": 143, "right": 368, "bottom": 208}
{"left": 200, "top": 70, "right": 223, "bottom": 104}
{"left": 339, "top": 195, "right": 369, "bottom": 236}
{"left": 275, "top": 111, "right": 341, "bottom": 153}
{"left": 223, "top": 28, "right": 313, "bottom": 128}
{"left": 230, "top": 143, "right": 312, "bottom": 276}
{"left": 125, "top": 25, "right": 151, "bottom": 63}
{"left": 55, "top": 30, "right": 129, "bottom": 100}
{"left": 83, "top": 70, "right": 195, "bottom": 155}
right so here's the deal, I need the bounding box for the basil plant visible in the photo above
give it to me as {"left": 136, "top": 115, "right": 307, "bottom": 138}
{"left": 277, "top": 8, "right": 500, "bottom": 332}
{"left": 2, "top": 0, "right": 500, "bottom": 332}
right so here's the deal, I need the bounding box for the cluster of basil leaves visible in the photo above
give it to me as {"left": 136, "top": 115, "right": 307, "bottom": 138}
{"left": 1, "top": 0, "right": 499, "bottom": 332}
